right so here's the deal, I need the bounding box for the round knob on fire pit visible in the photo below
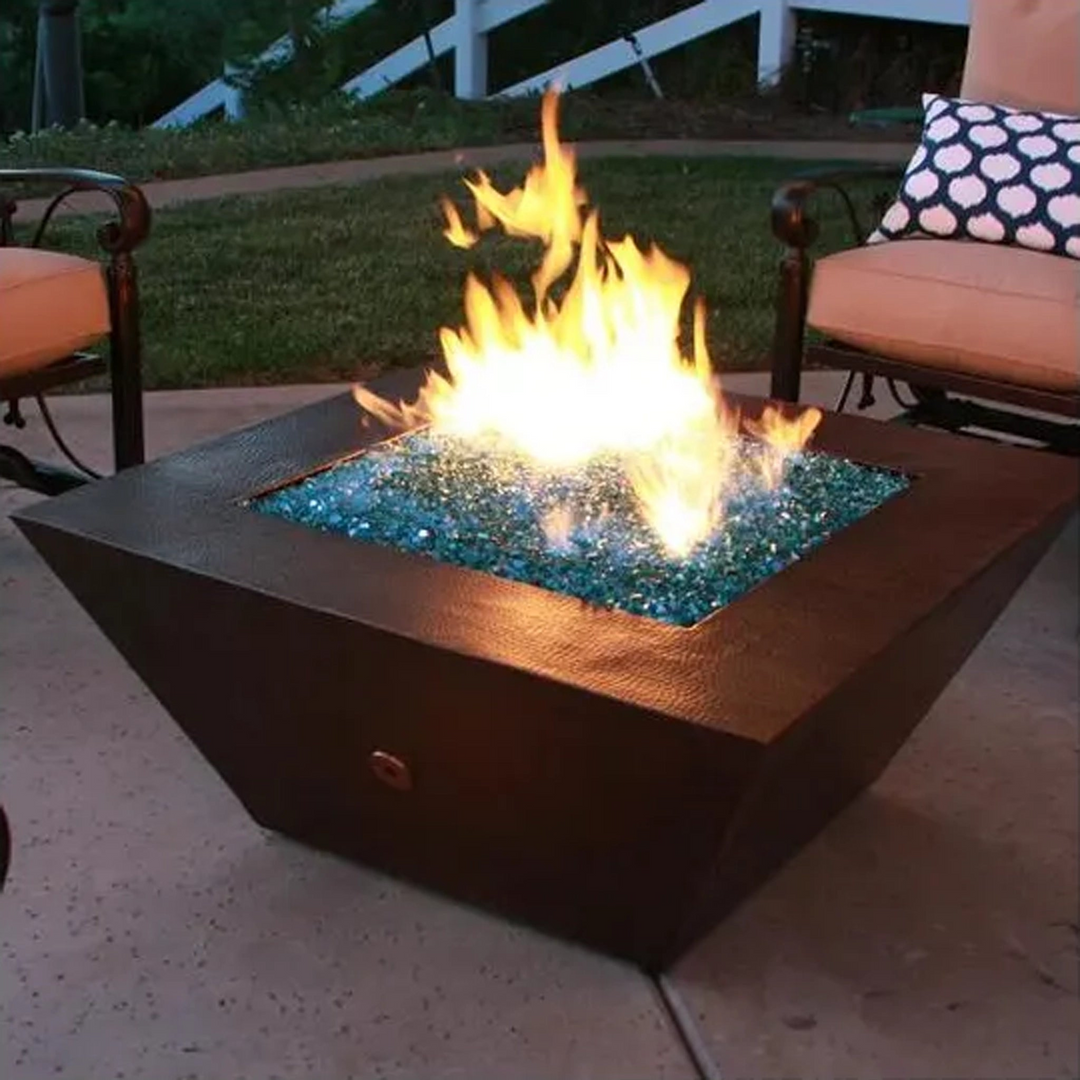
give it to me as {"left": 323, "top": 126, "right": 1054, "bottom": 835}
{"left": 369, "top": 750, "right": 413, "bottom": 792}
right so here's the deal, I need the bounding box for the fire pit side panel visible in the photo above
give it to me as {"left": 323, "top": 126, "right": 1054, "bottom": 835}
{"left": 666, "top": 504, "right": 1074, "bottom": 965}
{"left": 17, "top": 517, "right": 765, "bottom": 968}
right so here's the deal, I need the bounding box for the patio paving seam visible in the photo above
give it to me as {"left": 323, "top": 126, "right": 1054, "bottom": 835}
{"left": 14, "top": 137, "right": 911, "bottom": 221}
{"left": 655, "top": 973, "right": 724, "bottom": 1080}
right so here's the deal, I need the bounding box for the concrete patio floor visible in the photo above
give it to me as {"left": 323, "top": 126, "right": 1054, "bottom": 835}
{"left": 2, "top": 375, "right": 1077, "bottom": 1079}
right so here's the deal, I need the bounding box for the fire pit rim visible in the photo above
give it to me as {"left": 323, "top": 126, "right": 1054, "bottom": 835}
{"left": 15, "top": 367, "right": 1078, "bottom": 748}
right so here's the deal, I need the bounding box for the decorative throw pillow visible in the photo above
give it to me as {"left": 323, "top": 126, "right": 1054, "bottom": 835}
{"left": 869, "top": 93, "right": 1080, "bottom": 259}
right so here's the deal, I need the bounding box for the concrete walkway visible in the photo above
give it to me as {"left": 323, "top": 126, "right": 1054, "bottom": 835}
{"left": 2, "top": 376, "right": 1077, "bottom": 1079}
{"left": 17, "top": 137, "right": 910, "bottom": 221}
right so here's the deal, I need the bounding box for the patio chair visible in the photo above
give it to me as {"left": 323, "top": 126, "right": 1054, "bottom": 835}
{"left": 0, "top": 169, "right": 151, "bottom": 494}
{"left": 769, "top": 0, "right": 1079, "bottom": 454}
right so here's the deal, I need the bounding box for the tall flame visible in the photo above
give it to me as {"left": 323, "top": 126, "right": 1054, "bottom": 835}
{"left": 355, "top": 89, "right": 822, "bottom": 556}
{"left": 460, "top": 90, "right": 586, "bottom": 301}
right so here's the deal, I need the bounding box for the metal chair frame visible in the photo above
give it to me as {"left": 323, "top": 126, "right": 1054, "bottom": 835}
{"left": 769, "top": 165, "right": 1080, "bottom": 456}
{"left": 0, "top": 168, "right": 151, "bottom": 494}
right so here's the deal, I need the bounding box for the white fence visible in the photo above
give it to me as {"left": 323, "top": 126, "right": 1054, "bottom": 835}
{"left": 154, "top": 0, "right": 970, "bottom": 128}
{"left": 154, "top": 0, "right": 382, "bottom": 128}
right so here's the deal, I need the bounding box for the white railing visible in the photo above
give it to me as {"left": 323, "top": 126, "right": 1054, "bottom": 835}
{"left": 342, "top": 0, "right": 548, "bottom": 100}
{"left": 501, "top": 0, "right": 764, "bottom": 98}
{"left": 155, "top": 0, "right": 971, "bottom": 127}
{"left": 153, "top": 0, "right": 381, "bottom": 128}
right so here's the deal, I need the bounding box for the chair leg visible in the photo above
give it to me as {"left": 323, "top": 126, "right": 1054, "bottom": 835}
{"left": 0, "top": 445, "right": 86, "bottom": 495}
{"left": 1, "top": 803, "right": 10, "bottom": 891}
{"left": 107, "top": 251, "right": 145, "bottom": 471}
{"left": 900, "top": 389, "right": 1080, "bottom": 454}
{"left": 770, "top": 247, "right": 809, "bottom": 403}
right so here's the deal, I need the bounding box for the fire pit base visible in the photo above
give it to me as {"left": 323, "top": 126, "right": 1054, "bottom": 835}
{"left": 14, "top": 370, "right": 1077, "bottom": 970}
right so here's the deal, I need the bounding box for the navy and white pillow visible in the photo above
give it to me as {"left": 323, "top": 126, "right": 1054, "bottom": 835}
{"left": 869, "top": 93, "right": 1080, "bottom": 259}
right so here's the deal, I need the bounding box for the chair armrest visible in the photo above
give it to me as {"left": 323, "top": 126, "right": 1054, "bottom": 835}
{"left": 771, "top": 164, "right": 905, "bottom": 249}
{"left": 0, "top": 167, "right": 151, "bottom": 255}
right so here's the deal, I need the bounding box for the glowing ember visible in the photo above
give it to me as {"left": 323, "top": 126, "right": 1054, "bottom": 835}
{"left": 354, "top": 89, "right": 822, "bottom": 556}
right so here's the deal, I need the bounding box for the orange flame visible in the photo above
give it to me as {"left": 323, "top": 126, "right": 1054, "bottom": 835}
{"left": 463, "top": 90, "right": 587, "bottom": 301}
{"left": 745, "top": 405, "right": 823, "bottom": 488}
{"left": 354, "top": 89, "right": 822, "bottom": 556}
{"left": 439, "top": 197, "right": 478, "bottom": 249}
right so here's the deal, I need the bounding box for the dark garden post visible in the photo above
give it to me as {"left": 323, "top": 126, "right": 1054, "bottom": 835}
{"left": 34, "top": 0, "right": 85, "bottom": 130}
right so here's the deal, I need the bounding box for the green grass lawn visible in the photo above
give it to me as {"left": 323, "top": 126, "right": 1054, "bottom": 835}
{"left": 0, "top": 89, "right": 885, "bottom": 185}
{"left": 40, "top": 155, "right": 880, "bottom": 389}
{"left": 1, "top": 93, "right": 538, "bottom": 184}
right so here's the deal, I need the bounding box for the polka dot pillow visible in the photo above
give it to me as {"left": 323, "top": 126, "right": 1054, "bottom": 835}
{"left": 869, "top": 93, "right": 1080, "bottom": 259}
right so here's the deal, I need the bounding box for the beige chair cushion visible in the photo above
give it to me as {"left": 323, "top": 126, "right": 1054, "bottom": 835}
{"left": 0, "top": 247, "right": 110, "bottom": 380}
{"left": 807, "top": 239, "right": 1080, "bottom": 394}
{"left": 962, "top": 0, "right": 1080, "bottom": 115}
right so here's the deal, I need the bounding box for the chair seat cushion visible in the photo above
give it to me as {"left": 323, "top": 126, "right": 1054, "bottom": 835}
{"left": 807, "top": 239, "right": 1080, "bottom": 393}
{"left": 0, "top": 248, "right": 109, "bottom": 380}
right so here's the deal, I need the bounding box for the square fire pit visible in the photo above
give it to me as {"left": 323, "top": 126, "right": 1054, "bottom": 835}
{"left": 14, "top": 368, "right": 1076, "bottom": 970}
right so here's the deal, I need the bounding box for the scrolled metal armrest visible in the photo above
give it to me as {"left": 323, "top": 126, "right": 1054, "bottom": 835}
{"left": 771, "top": 164, "right": 905, "bottom": 250}
{"left": 0, "top": 167, "right": 151, "bottom": 254}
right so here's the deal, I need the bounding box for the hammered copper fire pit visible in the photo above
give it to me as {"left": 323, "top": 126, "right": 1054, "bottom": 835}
{"left": 14, "top": 90, "right": 1079, "bottom": 967}
{"left": 14, "top": 369, "right": 1075, "bottom": 969}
